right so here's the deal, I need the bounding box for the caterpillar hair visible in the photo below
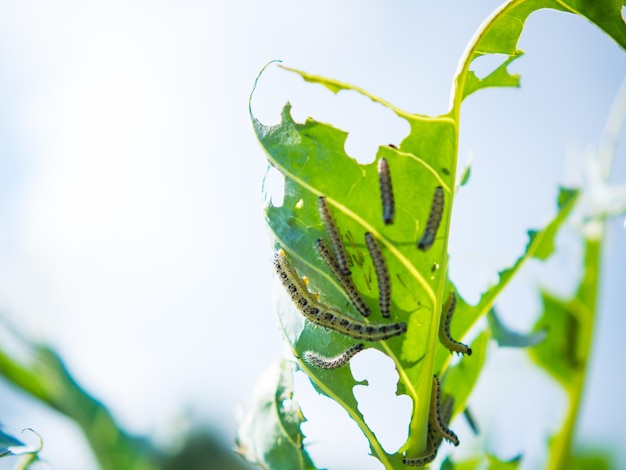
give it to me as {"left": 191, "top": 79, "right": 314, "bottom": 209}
{"left": 439, "top": 292, "right": 472, "bottom": 356}
{"left": 365, "top": 233, "right": 391, "bottom": 318}
{"left": 318, "top": 196, "right": 351, "bottom": 276}
{"left": 273, "top": 251, "right": 406, "bottom": 341}
{"left": 316, "top": 238, "right": 371, "bottom": 317}
{"left": 417, "top": 186, "right": 444, "bottom": 251}
{"left": 429, "top": 375, "right": 459, "bottom": 446}
{"left": 303, "top": 343, "right": 365, "bottom": 369}
{"left": 378, "top": 157, "right": 395, "bottom": 225}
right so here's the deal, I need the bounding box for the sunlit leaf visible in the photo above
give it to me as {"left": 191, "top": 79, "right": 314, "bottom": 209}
{"left": 257, "top": 98, "right": 453, "bottom": 465}
{"left": 455, "top": 0, "right": 626, "bottom": 103}
{"left": 236, "top": 359, "right": 316, "bottom": 470}
{"left": 250, "top": 0, "right": 622, "bottom": 467}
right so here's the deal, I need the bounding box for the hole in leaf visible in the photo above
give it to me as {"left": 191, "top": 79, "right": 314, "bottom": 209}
{"left": 340, "top": 92, "right": 410, "bottom": 164}
{"left": 470, "top": 53, "right": 510, "bottom": 79}
{"left": 351, "top": 348, "right": 412, "bottom": 453}
{"left": 290, "top": 89, "right": 410, "bottom": 165}
{"left": 262, "top": 166, "right": 285, "bottom": 208}
{"left": 622, "top": 5, "right": 626, "bottom": 24}
{"left": 294, "top": 370, "right": 384, "bottom": 469}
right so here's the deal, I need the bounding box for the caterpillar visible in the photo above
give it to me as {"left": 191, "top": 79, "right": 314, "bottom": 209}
{"left": 429, "top": 375, "right": 459, "bottom": 446}
{"left": 404, "top": 385, "right": 456, "bottom": 467}
{"left": 273, "top": 251, "right": 407, "bottom": 341}
{"left": 439, "top": 292, "right": 472, "bottom": 356}
{"left": 417, "top": 186, "right": 444, "bottom": 251}
{"left": 303, "top": 343, "right": 365, "bottom": 369}
{"left": 378, "top": 157, "right": 395, "bottom": 225}
{"left": 318, "top": 196, "right": 351, "bottom": 276}
{"left": 315, "top": 238, "right": 371, "bottom": 317}
{"left": 365, "top": 233, "right": 391, "bottom": 318}
{"left": 402, "top": 432, "right": 436, "bottom": 467}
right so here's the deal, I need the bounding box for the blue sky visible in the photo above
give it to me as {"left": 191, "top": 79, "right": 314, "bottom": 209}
{"left": 0, "top": 2, "right": 624, "bottom": 469}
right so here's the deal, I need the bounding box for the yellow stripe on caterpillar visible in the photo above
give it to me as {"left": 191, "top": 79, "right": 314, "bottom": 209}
{"left": 316, "top": 238, "right": 371, "bottom": 317}
{"left": 273, "top": 251, "right": 406, "bottom": 341}
{"left": 318, "top": 196, "right": 351, "bottom": 276}
{"left": 439, "top": 292, "right": 472, "bottom": 356}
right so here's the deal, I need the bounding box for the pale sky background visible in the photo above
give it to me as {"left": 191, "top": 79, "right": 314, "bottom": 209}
{"left": 0, "top": 1, "right": 624, "bottom": 469}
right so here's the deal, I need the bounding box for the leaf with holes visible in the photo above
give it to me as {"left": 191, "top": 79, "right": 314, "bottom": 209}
{"left": 237, "top": 359, "right": 315, "bottom": 470}
{"left": 249, "top": 0, "right": 624, "bottom": 467}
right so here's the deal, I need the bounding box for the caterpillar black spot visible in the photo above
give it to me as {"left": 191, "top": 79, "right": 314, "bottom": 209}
{"left": 273, "top": 251, "right": 406, "bottom": 341}
{"left": 303, "top": 343, "right": 364, "bottom": 369}
{"left": 439, "top": 292, "right": 472, "bottom": 356}
{"left": 402, "top": 432, "right": 436, "bottom": 467}
{"left": 365, "top": 233, "right": 391, "bottom": 318}
{"left": 318, "top": 196, "right": 351, "bottom": 276}
{"left": 429, "top": 375, "right": 459, "bottom": 446}
{"left": 404, "top": 384, "right": 456, "bottom": 467}
{"left": 378, "top": 157, "right": 395, "bottom": 225}
{"left": 417, "top": 186, "right": 444, "bottom": 251}
{"left": 316, "top": 238, "right": 371, "bottom": 317}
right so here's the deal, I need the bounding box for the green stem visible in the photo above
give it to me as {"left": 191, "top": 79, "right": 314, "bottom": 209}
{"left": 548, "top": 239, "right": 601, "bottom": 469}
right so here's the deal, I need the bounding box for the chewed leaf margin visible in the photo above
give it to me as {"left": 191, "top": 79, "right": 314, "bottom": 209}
{"left": 236, "top": 358, "right": 316, "bottom": 470}
{"left": 453, "top": 0, "right": 626, "bottom": 106}
{"left": 248, "top": 0, "right": 621, "bottom": 467}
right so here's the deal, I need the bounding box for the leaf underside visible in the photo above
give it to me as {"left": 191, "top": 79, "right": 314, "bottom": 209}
{"left": 250, "top": 0, "right": 624, "bottom": 468}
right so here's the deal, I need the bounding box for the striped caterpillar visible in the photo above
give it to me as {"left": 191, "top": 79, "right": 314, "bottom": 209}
{"left": 365, "top": 233, "right": 391, "bottom": 318}
{"left": 403, "top": 376, "right": 457, "bottom": 466}
{"left": 403, "top": 431, "right": 436, "bottom": 467}
{"left": 315, "top": 238, "right": 371, "bottom": 317}
{"left": 378, "top": 157, "right": 395, "bottom": 225}
{"left": 273, "top": 251, "right": 406, "bottom": 341}
{"left": 417, "top": 186, "right": 444, "bottom": 251}
{"left": 303, "top": 343, "right": 365, "bottom": 369}
{"left": 439, "top": 292, "right": 472, "bottom": 356}
{"left": 428, "top": 375, "right": 459, "bottom": 446}
{"left": 318, "top": 196, "right": 351, "bottom": 276}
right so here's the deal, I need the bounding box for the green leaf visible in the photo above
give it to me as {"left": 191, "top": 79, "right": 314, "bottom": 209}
{"left": 441, "top": 329, "right": 490, "bottom": 420}
{"left": 529, "top": 292, "right": 584, "bottom": 387}
{"left": 529, "top": 238, "right": 599, "bottom": 389}
{"left": 443, "top": 453, "right": 522, "bottom": 470}
{"left": 249, "top": 0, "right": 620, "bottom": 466}
{"left": 488, "top": 308, "right": 547, "bottom": 348}
{"left": 473, "top": 188, "right": 578, "bottom": 317}
{"left": 454, "top": 0, "right": 626, "bottom": 104}
{"left": 486, "top": 454, "right": 523, "bottom": 469}
{"left": 258, "top": 99, "right": 454, "bottom": 465}
{"left": 236, "top": 359, "right": 316, "bottom": 470}
{"left": 569, "top": 449, "right": 615, "bottom": 470}
{"left": 462, "top": 53, "right": 522, "bottom": 100}
{"left": 0, "top": 428, "right": 42, "bottom": 470}
{"left": 457, "top": 161, "right": 472, "bottom": 189}
{"left": 0, "top": 327, "right": 160, "bottom": 470}
{"left": 0, "top": 428, "right": 24, "bottom": 458}
{"left": 528, "top": 238, "right": 603, "bottom": 469}
{"left": 252, "top": 49, "right": 577, "bottom": 470}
